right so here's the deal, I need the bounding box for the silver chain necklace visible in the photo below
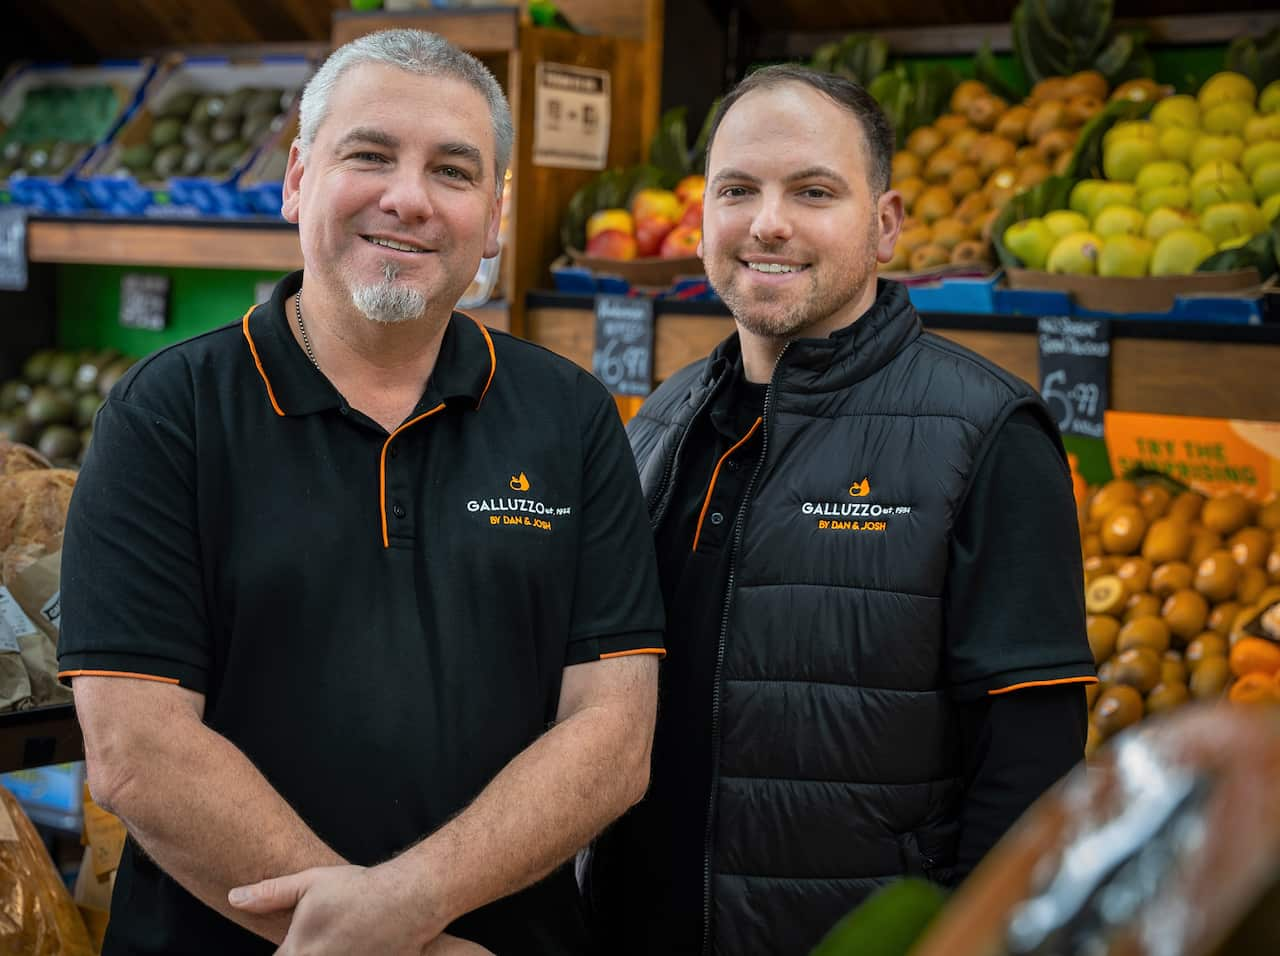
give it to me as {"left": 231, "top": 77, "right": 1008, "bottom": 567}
{"left": 294, "top": 292, "right": 319, "bottom": 370}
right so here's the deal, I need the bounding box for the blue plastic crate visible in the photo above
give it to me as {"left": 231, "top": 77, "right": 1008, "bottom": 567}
{"left": 904, "top": 272, "right": 998, "bottom": 314}
{"left": 1, "top": 761, "right": 85, "bottom": 833}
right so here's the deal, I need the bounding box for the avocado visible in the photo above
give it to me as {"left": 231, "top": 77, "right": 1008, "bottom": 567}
{"left": 25, "top": 387, "right": 73, "bottom": 427}
{"left": 37, "top": 424, "right": 80, "bottom": 464}
{"left": 150, "top": 117, "right": 183, "bottom": 148}
{"left": 204, "top": 141, "right": 245, "bottom": 176}
{"left": 0, "top": 414, "right": 37, "bottom": 445}
{"left": 191, "top": 94, "right": 226, "bottom": 125}
{"left": 223, "top": 88, "right": 254, "bottom": 120}
{"left": 22, "top": 349, "right": 55, "bottom": 383}
{"left": 240, "top": 112, "right": 274, "bottom": 145}
{"left": 0, "top": 379, "right": 30, "bottom": 410}
{"left": 182, "top": 121, "right": 211, "bottom": 150}
{"left": 120, "top": 143, "right": 155, "bottom": 172}
{"left": 152, "top": 143, "right": 185, "bottom": 180}
{"left": 180, "top": 149, "right": 207, "bottom": 176}
{"left": 97, "top": 357, "right": 135, "bottom": 399}
{"left": 74, "top": 392, "right": 103, "bottom": 428}
{"left": 246, "top": 88, "right": 282, "bottom": 118}
{"left": 46, "top": 353, "right": 78, "bottom": 389}
{"left": 155, "top": 91, "right": 197, "bottom": 120}
{"left": 74, "top": 355, "right": 105, "bottom": 393}
{"left": 210, "top": 117, "right": 238, "bottom": 145}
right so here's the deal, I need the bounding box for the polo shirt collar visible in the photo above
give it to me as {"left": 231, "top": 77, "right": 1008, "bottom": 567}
{"left": 243, "top": 270, "right": 497, "bottom": 418}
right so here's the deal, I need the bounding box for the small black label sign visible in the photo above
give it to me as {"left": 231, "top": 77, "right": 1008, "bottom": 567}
{"left": 0, "top": 207, "right": 28, "bottom": 292}
{"left": 1037, "top": 315, "right": 1111, "bottom": 440}
{"left": 593, "top": 295, "right": 653, "bottom": 397}
{"left": 119, "top": 273, "right": 171, "bottom": 331}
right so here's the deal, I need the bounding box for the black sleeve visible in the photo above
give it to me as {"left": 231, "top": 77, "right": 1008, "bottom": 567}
{"left": 564, "top": 379, "right": 666, "bottom": 665}
{"left": 57, "top": 397, "right": 211, "bottom": 690}
{"left": 954, "top": 683, "right": 1087, "bottom": 879}
{"left": 945, "top": 406, "right": 1096, "bottom": 701}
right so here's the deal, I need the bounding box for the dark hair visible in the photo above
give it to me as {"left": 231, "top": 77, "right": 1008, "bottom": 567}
{"left": 704, "top": 64, "right": 895, "bottom": 194}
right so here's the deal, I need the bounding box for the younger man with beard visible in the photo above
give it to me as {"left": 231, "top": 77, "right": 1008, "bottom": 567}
{"left": 587, "top": 65, "right": 1095, "bottom": 955}
{"left": 58, "top": 29, "right": 663, "bottom": 955}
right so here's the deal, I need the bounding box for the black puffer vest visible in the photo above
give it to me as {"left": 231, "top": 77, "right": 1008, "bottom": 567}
{"left": 626, "top": 281, "right": 1056, "bottom": 954}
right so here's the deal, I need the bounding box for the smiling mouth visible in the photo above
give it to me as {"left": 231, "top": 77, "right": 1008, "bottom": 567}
{"left": 744, "top": 261, "right": 809, "bottom": 274}
{"left": 363, "top": 236, "right": 432, "bottom": 253}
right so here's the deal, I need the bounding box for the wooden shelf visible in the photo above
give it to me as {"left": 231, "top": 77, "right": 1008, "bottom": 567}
{"left": 29, "top": 218, "right": 303, "bottom": 272}
{"left": 524, "top": 293, "right": 1280, "bottom": 423}
{"left": 332, "top": 8, "right": 520, "bottom": 53}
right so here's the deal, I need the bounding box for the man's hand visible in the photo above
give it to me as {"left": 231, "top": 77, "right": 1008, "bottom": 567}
{"left": 229, "top": 865, "right": 491, "bottom": 955}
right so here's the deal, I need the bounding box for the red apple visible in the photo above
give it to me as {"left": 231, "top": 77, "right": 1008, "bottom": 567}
{"left": 678, "top": 199, "right": 703, "bottom": 230}
{"left": 659, "top": 225, "right": 701, "bottom": 259}
{"left": 631, "top": 188, "right": 681, "bottom": 224}
{"left": 635, "top": 218, "right": 676, "bottom": 257}
{"left": 675, "top": 174, "right": 705, "bottom": 207}
{"left": 585, "top": 229, "right": 638, "bottom": 260}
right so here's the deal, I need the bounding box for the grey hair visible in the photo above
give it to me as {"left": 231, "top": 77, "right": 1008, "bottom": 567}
{"left": 298, "top": 29, "right": 513, "bottom": 192}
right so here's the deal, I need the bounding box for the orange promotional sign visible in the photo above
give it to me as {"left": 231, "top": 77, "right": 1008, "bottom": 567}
{"left": 1105, "top": 411, "right": 1280, "bottom": 501}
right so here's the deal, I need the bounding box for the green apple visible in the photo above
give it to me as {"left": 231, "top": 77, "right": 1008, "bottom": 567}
{"left": 1093, "top": 205, "right": 1146, "bottom": 238}
{"left": 1262, "top": 192, "right": 1280, "bottom": 223}
{"left": 1103, "top": 120, "right": 1160, "bottom": 149}
{"left": 1189, "top": 160, "right": 1248, "bottom": 189}
{"left": 1192, "top": 179, "right": 1256, "bottom": 213}
{"left": 1202, "top": 100, "right": 1254, "bottom": 136}
{"left": 1104, "top": 139, "right": 1163, "bottom": 182}
{"left": 1150, "top": 95, "right": 1200, "bottom": 130}
{"left": 1242, "top": 141, "right": 1280, "bottom": 177}
{"left": 1134, "top": 160, "right": 1191, "bottom": 193}
{"left": 1198, "top": 72, "right": 1257, "bottom": 110}
{"left": 1243, "top": 113, "right": 1280, "bottom": 144}
{"left": 1199, "top": 202, "right": 1264, "bottom": 246}
{"left": 1139, "top": 186, "right": 1191, "bottom": 214}
{"left": 1158, "top": 126, "right": 1198, "bottom": 163}
{"left": 1069, "top": 180, "right": 1108, "bottom": 216}
{"left": 1046, "top": 232, "right": 1102, "bottom": 275}
{"left": 1003, "top": 218, "right": 1056, "bottom": 270}
{"left": 1261, "top": 80, "right": 1280, "bottom": 115}
{"left": 1190, "top": 135, "right": 1245, "bottom": 170}
{"left": 1043, "top": 209, "right": 1091, "bottom": 239}
{"left": 1099, "top": 234, "right": 1154, "bottom": 277}
{"left": 1151, "top": 229, "right": 1217, "bottom": 276}
{"left": 1251, "top": 161, "right": 1280, "bottom": 200}
{"left": 1085, "top": 183, "right": 1139, "bottom": 221}
{"left": 1217, "top": 234, "right": 1253, "bottom": 251}
{"left": 1143, "top": 206, "right": 1198, "bottom": 242}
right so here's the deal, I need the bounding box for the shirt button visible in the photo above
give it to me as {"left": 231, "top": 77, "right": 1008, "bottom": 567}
{"left": 392, "top": 503, "right": 406, "bottom": 519}
{"left": 710, "top": 512, "right": 724, "bottom": 526}
{"left": 726, "top": 460, "right": 739, "bottom": 472}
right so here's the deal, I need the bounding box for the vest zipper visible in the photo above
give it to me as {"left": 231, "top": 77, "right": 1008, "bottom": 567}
{"left": 650, "top": 379, "right": 722, "bottom": 532}
{"left": 701, "top": 344, "right": 788, "bottom": 956}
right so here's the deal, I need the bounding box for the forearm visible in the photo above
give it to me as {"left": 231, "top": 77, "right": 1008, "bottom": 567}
{"left": 96, "top": 720, "right": 344, "bottom": 942}
{"left": 386, "top": 698, "right": 651, "bottom": 937}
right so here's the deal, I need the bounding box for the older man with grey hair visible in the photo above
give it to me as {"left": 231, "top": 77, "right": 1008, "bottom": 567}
{"left": 59, "top": 29, "right": 663, "bottom": 956}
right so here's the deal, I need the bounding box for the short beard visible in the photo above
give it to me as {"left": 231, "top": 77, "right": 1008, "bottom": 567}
{"left": 350, "top": 261, "right": 426, "bottom": 325}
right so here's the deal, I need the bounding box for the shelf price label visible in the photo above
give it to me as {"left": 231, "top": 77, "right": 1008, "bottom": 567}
{"left": 1037, "top": 315, "right": 1111, "bottom": 440}
{"left": 0, "top": 207, "right": 28, "bottom": 292}
{"left": 593, "top": 294, "right": 653, "bottom": 398}
{"left": 119, "top": 273, "right": 171, "bottom": 331}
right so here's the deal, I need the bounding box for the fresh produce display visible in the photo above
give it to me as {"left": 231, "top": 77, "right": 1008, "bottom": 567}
{"left": 0, "top": 84, "right": 120, "bottom": 179}
{"left": 0, "top": 349, "right": 134, "bottom": 468}
{"left": 885, "top": 71, "right": 1143, "bottom": 273}
{"left": 1079, "top": 479, "right": 1280, "bottom": 756}
{"left": 1003, "top": 72, "right": 1280, "bottom": 278}
{"left": 95, "top": 86, "right": 291, "bottom": 182}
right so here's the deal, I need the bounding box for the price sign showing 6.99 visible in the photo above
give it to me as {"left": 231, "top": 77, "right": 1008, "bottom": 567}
{"left": 593, "top": 294, "right": 654, "bottom": 397}
{"left": 1036, "top": 316, "right": 1111, "bottom": 439}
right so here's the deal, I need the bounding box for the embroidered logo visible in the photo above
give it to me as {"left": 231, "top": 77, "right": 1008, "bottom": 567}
{"left": 510, "top": 472, "right": 531, "bottom": 492}
{"left": 800, "top": 478, "right": 912, "bottom": 533}
{"left": 848, "top": 477, "right": 871, "bottom": 497}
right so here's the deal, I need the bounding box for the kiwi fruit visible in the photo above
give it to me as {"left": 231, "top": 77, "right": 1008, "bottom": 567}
{"left": 1094, "top": 684, "right": 1144, "bottom": 737}
{"left": 1086, "top": 575, "right": 1127, "bottom": 616}
{"left": 1111, "top": 647, "right": 1161, "bottom": 694}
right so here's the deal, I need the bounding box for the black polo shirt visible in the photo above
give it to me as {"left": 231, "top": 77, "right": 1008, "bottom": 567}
{"left": 57, "top": 270, "right": 664, "bottom": 956}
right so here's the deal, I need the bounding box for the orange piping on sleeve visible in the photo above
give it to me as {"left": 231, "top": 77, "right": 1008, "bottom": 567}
{"left": 241, "top": 306, "right": 285, "bottom": 417}
{"left": 58, "top": 669, "right": 181, "bottom": 685}
{"left": 692, "top": 417, "right": 762, "bottom": 552}
{"left": 600, "top": 647, "right": 667, "bottom": 660}
{"left": 987, "top": 675, "right": 1099, "bottom": 696}
{"left": 460, "top": 312, "right": 497, "bottom": 407}
{"left": 379, "top": 403, "right": 448, "bottom": 547}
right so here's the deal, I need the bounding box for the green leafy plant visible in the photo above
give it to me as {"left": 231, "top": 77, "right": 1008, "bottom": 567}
{"left": 1062, "top": 96, "right": 1151, "bottom": 180}
{"left": 1225, "top": 27, "right": 1280, "bottom": 90}
{"left": 1011, "top": 0, "right": 1151, "bottom": 87}
{"left": 1197, "top": 218, "right": 1280, "bottom": 280}
{"left": 809, "top": 878, "right": 949, "bottom": 956}
{"left": 867, "top": 63, "right": 963, "bottom": 149}
{"left": 810, "top": 34, "right": 891, "bottom": 90}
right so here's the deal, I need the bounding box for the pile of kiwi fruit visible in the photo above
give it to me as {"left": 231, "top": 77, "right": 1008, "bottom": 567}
{"left": 1080, "top": 480, "right": 1280, "bottom": 756}
{"left": 102, "top": 86, "right": 293, "bottom": 183}
{"left": 0, "top": 349, "right": 135, "bottom": 467}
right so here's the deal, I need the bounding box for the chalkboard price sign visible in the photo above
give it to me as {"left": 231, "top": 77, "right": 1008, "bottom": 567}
{"left": 1037, "top": 315, "right": 1111, "bottom": 439}
{"left": 0, "top": 206, "right": 28, "bottom": 292}
{"left": 593, "top": 294, "right": 654, "bottom": 397}
{"left": 119, "top": 273, "right": 171, "bottom": 331}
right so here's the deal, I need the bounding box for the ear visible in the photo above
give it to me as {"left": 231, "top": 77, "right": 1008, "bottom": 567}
{"left": 874, "top": 189, "right": 906, "bottom": 264}
{"left": 281, "top": 140, "right": 305, "bottom": 224}
{"left": 482, "top": 177, "right": 504, "bottom": 259}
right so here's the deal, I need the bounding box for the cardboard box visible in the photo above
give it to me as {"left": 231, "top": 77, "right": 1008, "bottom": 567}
{"left": 1006, "top": 266, "right": 1263, "bottom": 314}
